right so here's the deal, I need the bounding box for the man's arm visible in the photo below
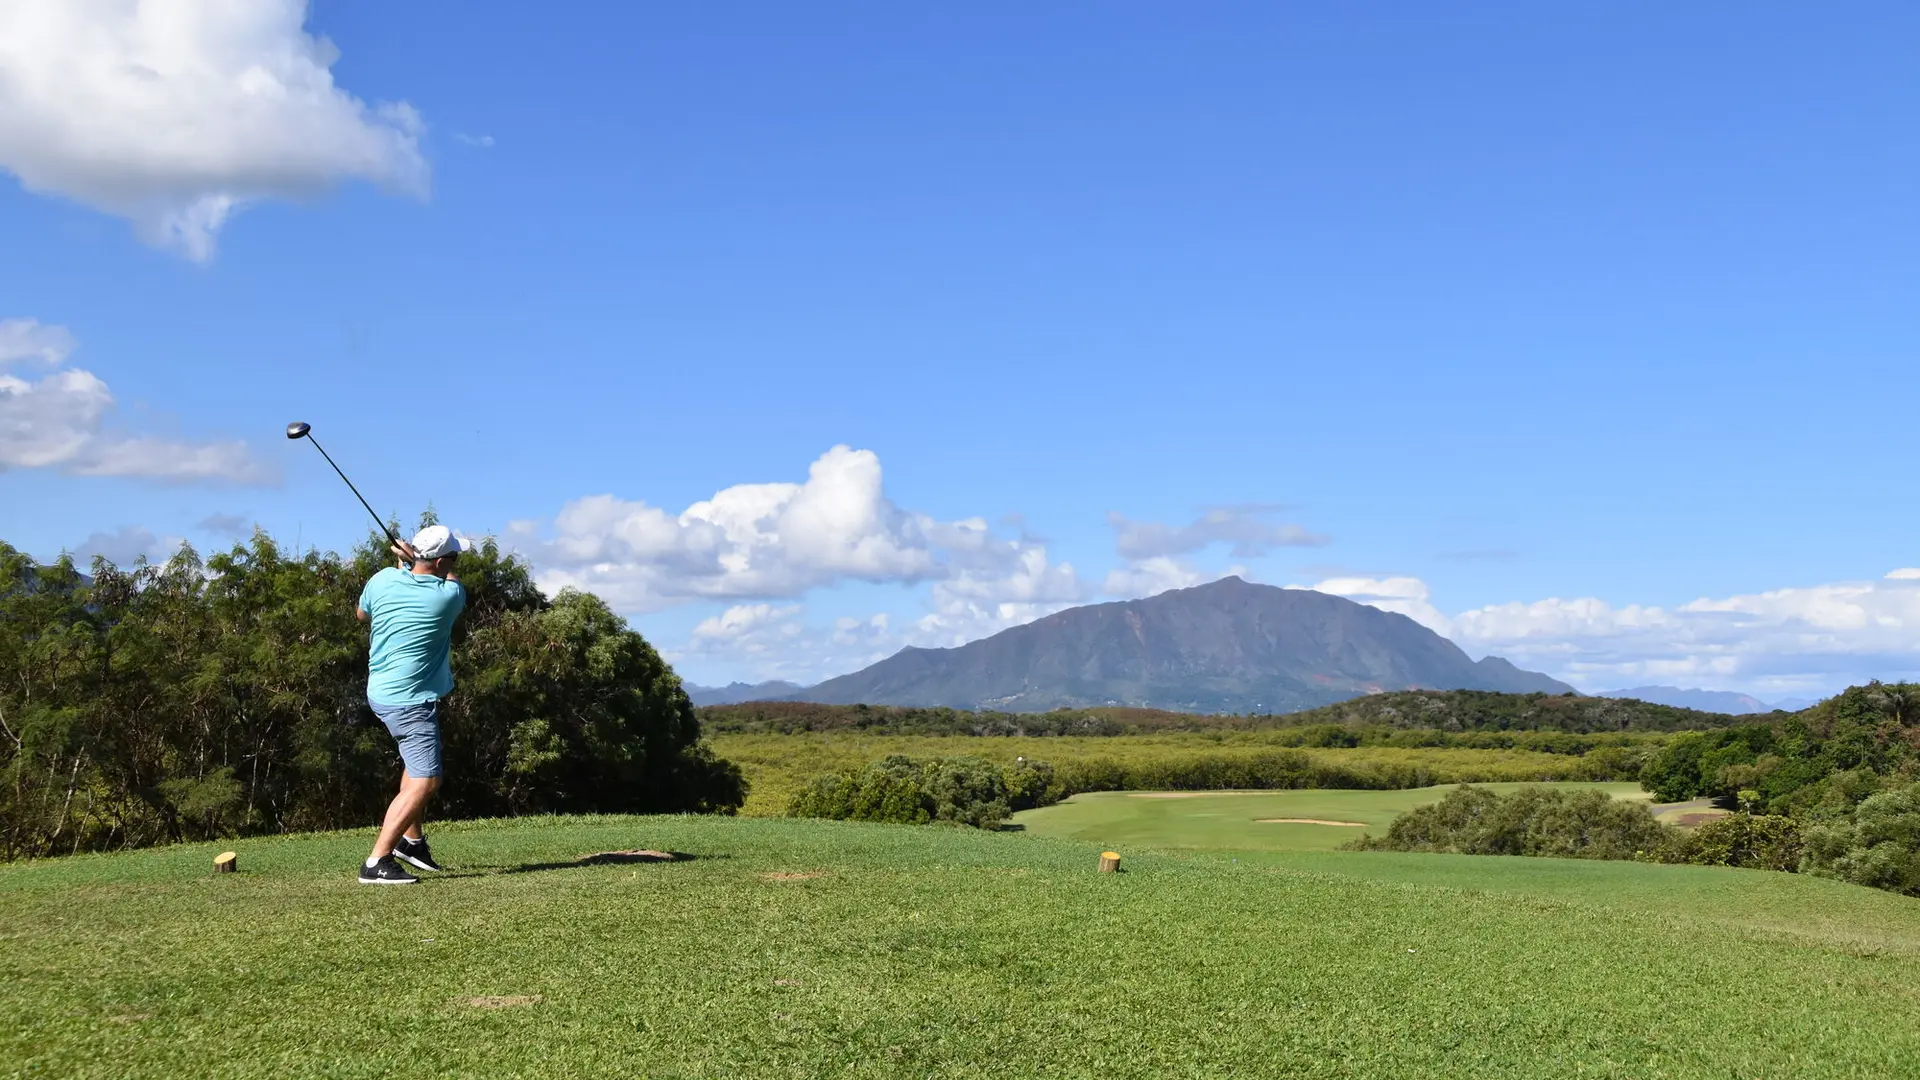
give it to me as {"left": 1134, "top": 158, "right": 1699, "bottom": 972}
{"left": 356, "top": 606, "right": 369, "bottom": 622}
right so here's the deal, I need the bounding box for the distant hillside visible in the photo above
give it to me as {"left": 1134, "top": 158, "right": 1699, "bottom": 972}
{"left": 1598, "top": 686, "right": 1776, "bottom": 715}
{"left": 684, "top": 680, "right": 805, "bottom": 707}
{"left": 700, "top": 701, "right": 1207, "bottom": 736}
{"left": 1282, "top": 689, "right": 1748, "bottom": 733}
{"left": 796, "top": 577, "right": 1573, "bottom": 714}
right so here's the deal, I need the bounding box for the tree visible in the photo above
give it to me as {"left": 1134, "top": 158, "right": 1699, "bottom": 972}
{"left": 0, "top": 527, "right": 744, "bottom": 860}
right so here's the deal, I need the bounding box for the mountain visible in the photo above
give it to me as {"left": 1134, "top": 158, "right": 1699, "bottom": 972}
{"left": 1769, "top": 697, "right": 1822, "bottom": 713}
{"left": 683, "top": 680, "right": 806, "bottom": 707}
{"left": 1596, "top": 686, "right": 1777, "bottom": 715}
{"left": 797, "top": 576, "right": 1574, "bottom": 714}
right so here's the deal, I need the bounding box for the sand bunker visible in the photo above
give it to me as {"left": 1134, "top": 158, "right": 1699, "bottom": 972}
{"left": 1254, "top": 818, "right": 1368, "bottom": 827}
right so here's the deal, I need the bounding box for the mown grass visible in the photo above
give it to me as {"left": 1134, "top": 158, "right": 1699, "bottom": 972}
{"left": 711, "top": 732, "right": 1619, "bottom": 816}
{"left": 1012, "top": 783, "right": 1650, "bottom": 853}
{"left": 4, "top": 815, "right": 1918, "bottom": 1078}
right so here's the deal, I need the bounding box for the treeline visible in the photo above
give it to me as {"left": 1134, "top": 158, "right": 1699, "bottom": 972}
{"left": 1638, "top": 682, "right": 1920, "bottom": 814}
{"left": 1282, "top": 689, "right": 1758, "bottom": 734}
{"left": 786, "top": 743, "right": 1655, "bottom": 830}
{"left": 0, "top": 531, "right": 744, "bottom": 860}
{"left": 701, "top": 690, "right": 1748, "bottom": 738}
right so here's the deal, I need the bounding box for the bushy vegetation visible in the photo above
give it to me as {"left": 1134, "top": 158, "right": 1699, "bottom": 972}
{"left": 724, "top": 732, "right": 1656, "bottom": 816}
{"left": 1801, "top": 783, "right": 1920, "bottom": 895}
{"left": 1349, "top": 785, "right": 1670, "bottom": 860}
{"left": 785, "top": 744, "right": 1656, "bottom": 829}
{"left": 1657, "top": 813, "right": 1804, "bottom": 872}
{"left": 786, "top": 754, "right": 1056, "bottom": 829}
{"left": 1356, "top": 780, "right": 1920, "bottom": 898}
{"left": 0, "top": 531, "right": 744, "bottom": 859}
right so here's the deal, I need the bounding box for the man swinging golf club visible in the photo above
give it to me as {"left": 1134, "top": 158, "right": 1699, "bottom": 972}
{"left": 356, "top": 524, "right": 473, "bottom": 885}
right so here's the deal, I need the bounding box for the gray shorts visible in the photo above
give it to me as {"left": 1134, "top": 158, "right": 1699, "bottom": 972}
{"left": 370, "top": 700, "right": 443, "bottom": 779}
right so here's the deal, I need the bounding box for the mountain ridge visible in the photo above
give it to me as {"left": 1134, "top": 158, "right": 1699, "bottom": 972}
{"left": 794, "top": 576, "right": 1572, "bottom": 713}
{"left": 1597, "top": 685, "right": 1779, "bottom": 715}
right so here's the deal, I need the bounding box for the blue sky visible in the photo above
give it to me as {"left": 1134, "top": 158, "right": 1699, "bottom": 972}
{"left": 3, "top": 2, "right": 1917, "bottom": 699}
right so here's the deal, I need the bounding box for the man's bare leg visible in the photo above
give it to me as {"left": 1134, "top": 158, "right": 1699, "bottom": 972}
{"left": 370, "top": 774, "right": 439, "bottom": 862}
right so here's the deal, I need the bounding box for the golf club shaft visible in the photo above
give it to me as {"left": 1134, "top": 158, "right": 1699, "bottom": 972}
{"left": 303, "top": 434, "right": 402, "bottom": 549}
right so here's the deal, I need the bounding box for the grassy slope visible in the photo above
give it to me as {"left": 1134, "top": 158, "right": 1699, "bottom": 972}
{"left": 5, "top": 816, "right": 1918, "bottom": 1079}
{"left": 1011, "top": 783, "right": 1649, "bottom": 853}
{"left": 712, "top": 732, "right": 1613, "bottom": 816}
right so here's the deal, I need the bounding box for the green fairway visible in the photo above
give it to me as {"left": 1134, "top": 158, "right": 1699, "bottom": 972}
{"left": 4, "top": 816, "right": 1918, "bottom": 1079}
{"left": 1012, "top": 782, "right": 1650, "bottom": 852}
{"left": 709, "top": 731, "right": 1644, "bottom": 816}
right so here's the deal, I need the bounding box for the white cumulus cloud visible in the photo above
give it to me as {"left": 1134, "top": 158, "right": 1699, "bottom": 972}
{"left": 0, "top": 0, "right": 428, "bottom": 260}
{"left": 516, "top": 446, "right": 1087, "bottom": 614}
{"left": 0, "top": 318, "right": 272, "bottom": 483}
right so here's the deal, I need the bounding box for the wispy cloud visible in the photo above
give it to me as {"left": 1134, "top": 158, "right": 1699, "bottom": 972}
{"left": 73, "top": 525, "right": 184, "bottom": 567}
{"left": 454, "top": 133, "right": 496, "bottom": 148}
{"left": 1108, "top": 506, "right": 1328, "bottom": 560}
{"left": 1305, "top": 568, "right": 1920, "bottom": 699}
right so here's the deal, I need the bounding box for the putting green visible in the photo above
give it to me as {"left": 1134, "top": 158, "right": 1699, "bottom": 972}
{"left": 1011, "top": 782, "right": 1650, "bottom": 852}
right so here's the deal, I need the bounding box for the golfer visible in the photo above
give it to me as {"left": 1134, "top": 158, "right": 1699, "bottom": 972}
{"left": 356, "top": 524, "right": 473, "bottom": 885}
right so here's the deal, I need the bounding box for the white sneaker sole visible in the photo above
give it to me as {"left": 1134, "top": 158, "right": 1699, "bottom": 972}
{"left": 357, "top": 875, "right": 419, "bottom": 885}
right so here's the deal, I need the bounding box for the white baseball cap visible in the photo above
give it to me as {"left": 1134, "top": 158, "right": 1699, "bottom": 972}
{"left": 410, "top": 524, "right": 475, "bottom": 560}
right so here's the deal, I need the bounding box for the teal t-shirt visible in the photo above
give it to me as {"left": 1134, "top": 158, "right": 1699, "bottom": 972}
{"left": 359, "top": 567, "right": 467, "bottom": 706}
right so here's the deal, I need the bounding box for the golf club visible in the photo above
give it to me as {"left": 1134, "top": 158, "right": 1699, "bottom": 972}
{"left": 285, "top": 421, "right": 404, "bottom": 550}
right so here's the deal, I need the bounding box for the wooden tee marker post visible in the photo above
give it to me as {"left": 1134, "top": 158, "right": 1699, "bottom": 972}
{"left": 1098, "top": 851, "right": 1121, "bottom": 873}
{"left": 213, "top": 851, "right": 237, "bottom": 874}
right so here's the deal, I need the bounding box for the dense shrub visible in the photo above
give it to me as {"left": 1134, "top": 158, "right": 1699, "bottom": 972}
{"left": 1349, "top": 785, "right": 1671, "bottom": 860}
{"left": 0, "top": 530, "right": 745, "bottom": 859}
{"left": 1655, "top": 814, "right": 1803, "bottom": 872}
{"left": 788, "top": 755, "right": 1014, "bottom": 829}
{"left": 1800, "top": 783, "right": 1920, "bottom": 896}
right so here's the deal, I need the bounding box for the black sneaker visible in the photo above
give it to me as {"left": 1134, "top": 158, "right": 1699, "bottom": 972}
{"left": 357, "top": 855, "right": 419, "bottom": 885}
{"left": 393, "top": 835, "right": 443, "bottom": 873}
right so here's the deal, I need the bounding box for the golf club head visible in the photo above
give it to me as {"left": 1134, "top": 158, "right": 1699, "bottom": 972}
{"left": 286, "top": 421, "right": 311, "bottom": 440}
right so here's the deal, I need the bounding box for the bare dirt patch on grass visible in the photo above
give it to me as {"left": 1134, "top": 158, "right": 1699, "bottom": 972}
{"left": 762, "top": 871, "right": 827, "bottom": 882}
{"left": 463, "top": 995, "right": 542, "bottom": 1009}
{"left": 578, "top": 849, "right": 681, "bottom": 864}
{"left": 1254, "top": 818, "right": 1368, "bottom": 827}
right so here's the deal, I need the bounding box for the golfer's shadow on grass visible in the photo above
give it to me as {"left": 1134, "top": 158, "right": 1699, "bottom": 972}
{"left": 489, "top": 850, "right": 703, "bottom": 876}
